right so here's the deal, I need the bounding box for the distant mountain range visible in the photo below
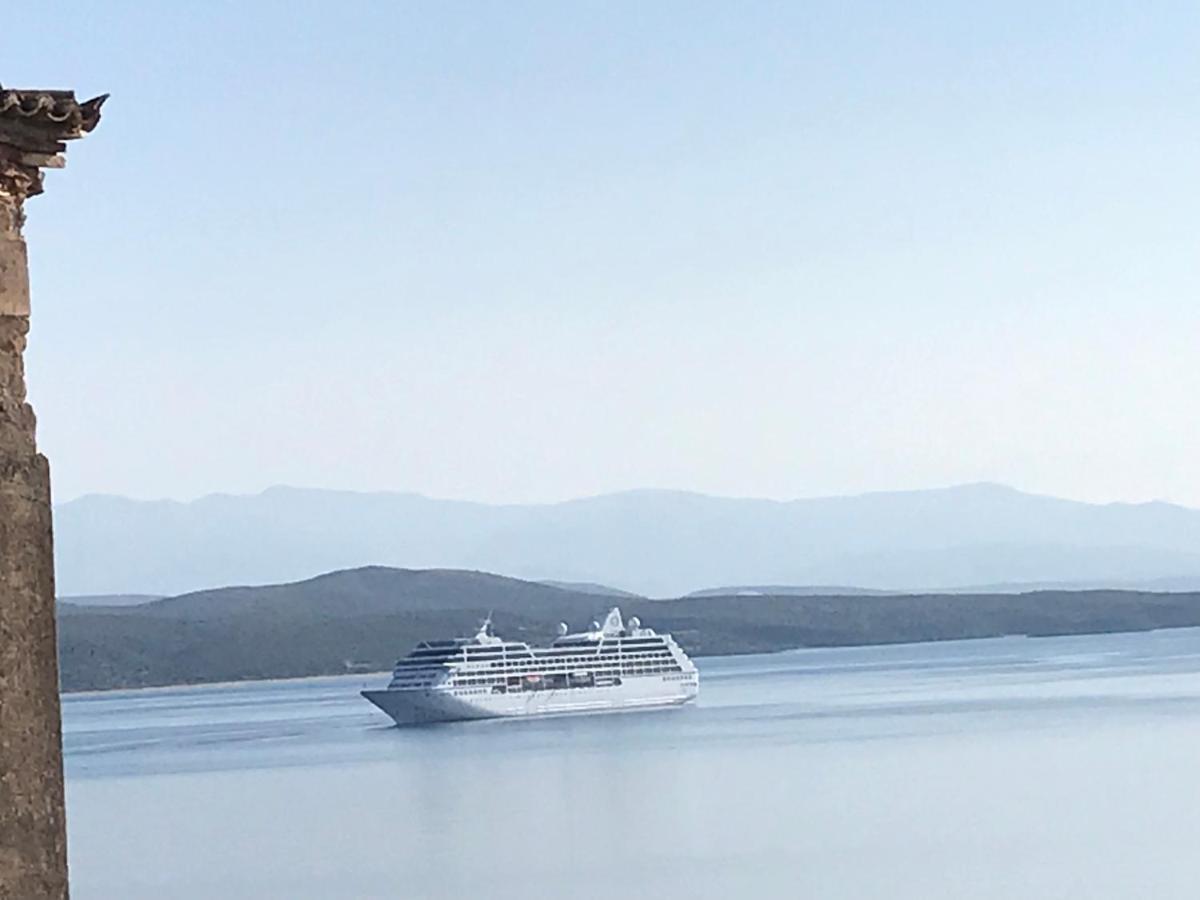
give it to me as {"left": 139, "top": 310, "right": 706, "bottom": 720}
{"left": 56, "top": 565, "right": 1200, "bottom": 692}
{"left": 54, "top": 483, "right": 1200, "bottom": 597}
{"left": 685, "top": 585, "right": 889, "bottom": 597}
{"left": 59, "top": 594, "right": 163, "bottom": 607}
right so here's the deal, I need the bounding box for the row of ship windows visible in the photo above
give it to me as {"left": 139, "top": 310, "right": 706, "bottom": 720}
{"left": 461, "top": 647, "right": 669, "bottom": 660}
{"left": 411, "top": 643, "right": 671, "bottom": 661}
{"left": 410, "top": 646, "right": 671, "bottom": 657}
{"left": 392, "top": 667, "right": 683, "bottom": 687}
{"left": 448, "top": 666, "right": 682, "bottom": 686}
{"left": 449, "top": 674, "right": 635, "bottom": 693}
{"left": 396, "top": 661, "right": 680, "bottom": 678}
{"left": 487, "top": 653, "right": 672, "bottom": 667}
{"left": 397, "top": 653, "right": 674, "bottom": 670}
{"left": 397, "top": 665, "right": 680, "bottom": 679}
{"left": 412, "top": 640, "right": 678, "bottom": 651}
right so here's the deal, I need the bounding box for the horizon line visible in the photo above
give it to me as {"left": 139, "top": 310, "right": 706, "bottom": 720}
{"left": 52, "top": 480, "right": 1194, "bottom": 512}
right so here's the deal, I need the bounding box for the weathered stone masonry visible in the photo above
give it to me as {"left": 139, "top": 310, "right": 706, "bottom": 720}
{"left": 0, "top": 85, "right": 104, "bottom": 900}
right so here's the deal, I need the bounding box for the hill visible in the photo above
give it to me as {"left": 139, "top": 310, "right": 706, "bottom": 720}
{"left": 56, "top": 566, "right": 1200, "bottom": 692}
{"left": 53, "top": 483, "right": 1200, "bottom": 597}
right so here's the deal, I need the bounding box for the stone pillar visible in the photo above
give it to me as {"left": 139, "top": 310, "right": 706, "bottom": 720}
{"left": 0, "top": 86, "right": 104, "bottom": 900}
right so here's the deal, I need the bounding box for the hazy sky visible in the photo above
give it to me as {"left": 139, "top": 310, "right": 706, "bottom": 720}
{"left": 5, "top": 2, "right": 1199, "bottom": 505}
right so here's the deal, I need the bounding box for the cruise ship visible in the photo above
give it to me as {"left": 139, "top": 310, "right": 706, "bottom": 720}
{"left": 361, "top": 608, "right": 699, "bottom": 725}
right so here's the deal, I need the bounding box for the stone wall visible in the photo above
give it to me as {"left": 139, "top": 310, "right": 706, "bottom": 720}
{"left": 0, "top": 180, "right": 69, "bottom": 899}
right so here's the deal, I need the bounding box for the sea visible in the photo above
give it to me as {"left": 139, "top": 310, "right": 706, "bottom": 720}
{"left": 63, "top": 627, "right": 1200, "bottom": 899}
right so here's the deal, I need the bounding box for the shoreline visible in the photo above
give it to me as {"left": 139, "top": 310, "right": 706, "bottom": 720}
{"left": 58, "top": 623, "right": 1200, "bottom": 697}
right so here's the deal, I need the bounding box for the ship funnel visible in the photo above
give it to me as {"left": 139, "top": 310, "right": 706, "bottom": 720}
{"left": 600, "top": 607, "right": 624, "bottom": 637}
{"left": 557, "top": 622, "right": 569, "bottom": 637}
{"left": 474, "top": 611, "right": 500, "bottom": 644}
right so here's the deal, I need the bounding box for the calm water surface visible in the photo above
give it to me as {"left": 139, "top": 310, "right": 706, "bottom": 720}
{"left": 64, "top": 629, "right": 1200, "bottom": 899}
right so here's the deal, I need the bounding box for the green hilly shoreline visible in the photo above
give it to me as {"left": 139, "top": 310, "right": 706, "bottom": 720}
{"left": 57, "top": 566, "right": 1200, "bottom": 692}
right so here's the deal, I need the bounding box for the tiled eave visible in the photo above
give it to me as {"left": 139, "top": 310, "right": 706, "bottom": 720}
{"left": 0, "top": 86, "right": 108, "bottom": 153}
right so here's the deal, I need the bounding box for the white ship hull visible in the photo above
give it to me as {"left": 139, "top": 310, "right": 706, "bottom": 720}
{"left": 363, "top": 673, "right": 698, "bottom": 726}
